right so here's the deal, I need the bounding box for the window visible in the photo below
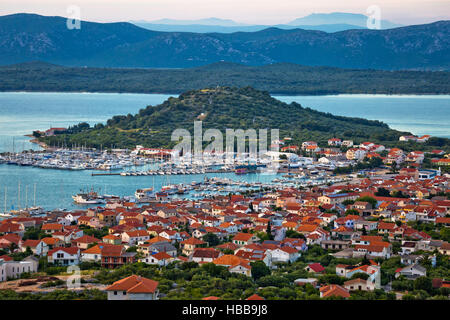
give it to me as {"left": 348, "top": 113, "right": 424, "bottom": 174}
{"left": 123, "top": 291, "right": 127, "bottom": 295}
{"left": 114, "top": 291, "right": 117, "bottom": 295}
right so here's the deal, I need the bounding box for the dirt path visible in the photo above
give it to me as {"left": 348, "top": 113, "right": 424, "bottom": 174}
{"left": 0, "top": 275, "right": 106, "bottom": 293}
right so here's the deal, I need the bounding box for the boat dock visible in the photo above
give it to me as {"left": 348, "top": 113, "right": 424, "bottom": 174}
{"left": 93, "top": 168, "right": 233, "bottom": 177}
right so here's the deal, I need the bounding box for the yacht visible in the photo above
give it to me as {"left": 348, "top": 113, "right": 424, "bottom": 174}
{"left": 161, "top": 185, "right": 178, "bottom": 194}
{"left": 135, "top": 188, "right": 155, "bottom": 202}
{"left": 72, "top": 191, "right": 105, "bottom": 204}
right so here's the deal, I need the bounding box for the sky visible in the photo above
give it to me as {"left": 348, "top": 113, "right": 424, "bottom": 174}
{"left": 1, "top": 0, "right": 449, "bottom": 25}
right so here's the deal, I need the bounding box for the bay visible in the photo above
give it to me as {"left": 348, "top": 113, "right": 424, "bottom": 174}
{"left": 275, "top": 94, "right": 450, "bottom": 139}
{"left": 0, "top": 92, "right": 449, "bottom": 211}
{"left": 0, "top": 92, "right": 174, "bottom": 153}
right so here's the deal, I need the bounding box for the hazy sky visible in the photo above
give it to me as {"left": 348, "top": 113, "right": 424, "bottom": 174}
{"left": 1, "top": 0, "right": 449, "bottom": 25}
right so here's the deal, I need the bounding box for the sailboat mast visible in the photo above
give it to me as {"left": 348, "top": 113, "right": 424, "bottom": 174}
{"left": 34, "top": 183, "right": 36, "bottom": 207}
{"left": 18, "top": 180, "right": 21, "bottom": 210}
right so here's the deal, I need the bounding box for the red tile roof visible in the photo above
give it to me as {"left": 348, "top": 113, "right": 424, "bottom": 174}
{"left": 105, "top": 275, "right": 159, "bottom": 294}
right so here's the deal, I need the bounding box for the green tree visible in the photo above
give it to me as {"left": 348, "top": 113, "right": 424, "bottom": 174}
{"left": 24, "top": 246, "right": 33, "bottom": 256}
{"left": 414, "top": 277, "right": 432, "bottom": 293}
{"left": 266, "top": 221, "right": 274, "bottom": 241}
{"left": 355, "top": 196, "right": 377, "bottom": 208}
{"left": 375, "top": 187, "right": 391, "bottom": 197}
{"left": 285, "top": 229, "right": 305, "bottom": 239}
{"left": 390, "top": 161, "right": 398, "bottom": 174}
{"left": 203, "top": 233, "right": 220, "bottom": 247}
{"left": 345, "top": 209, "right": 360, "bottom": 216}
{"left": 350, "top": 272, "right": 370, "bottom": 280}
{"left": 250, "top": 261, "right": 271, "bottom": 281}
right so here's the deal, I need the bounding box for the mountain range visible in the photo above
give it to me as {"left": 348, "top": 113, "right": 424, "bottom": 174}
{"left": 132, "top": 12, "right": 402, "bottom": 33}
{"left": 132, "top": 22, "right": 366, "bottom": 34}
{"left": 0, "top": 13, "right": 448, "bottom": 70}
{"left": 143, "top": 17, "right": 247, "bottom": 26}
{"left": 286, "top": 12, "right": 402, "bottom": 28}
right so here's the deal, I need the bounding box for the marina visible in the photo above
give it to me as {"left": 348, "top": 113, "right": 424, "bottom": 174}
{"left": 0, "top": 147, "right": 352, "bottom": 216}
{"left": 0, "top": 149, "right": 154, "bottom": 171}
{"left": 0, "top": 91, "right": 448, "bottom": 215}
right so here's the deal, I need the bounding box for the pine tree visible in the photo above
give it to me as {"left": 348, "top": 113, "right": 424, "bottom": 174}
{"left": 266, "top": 221, "right": 274, "bottom": 240}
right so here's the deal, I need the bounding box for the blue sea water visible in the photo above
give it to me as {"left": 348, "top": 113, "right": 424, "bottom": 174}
{"left": 0, "top": 92, "right": 449, "bottom": 211}
{"left": 0, "top": 92, "right": 174, "bottom": 153}
{"left": 275, "top": 94, "right": 450, "bottom": 139}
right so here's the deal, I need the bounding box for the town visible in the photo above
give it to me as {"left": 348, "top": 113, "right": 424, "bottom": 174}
{"left": 0, "top": 136, "right": 449, "bottom": 301}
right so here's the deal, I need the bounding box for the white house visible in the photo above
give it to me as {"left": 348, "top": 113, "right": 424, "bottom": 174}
{"left": 159, "top": 230, "right": 182, "bottom": 242}
{"left": 21, "top": 239, "right": 49, "bottom": 256}
{"left": 228, "top": 262, "right": 252, "bottom": 277}
{"left": 105, "top": 275, "right": 159, "bottom": 300}
{"left": 395, "top": 263, "right": 427, "bottom": 280}
{"left": 121, "top": 230, "right": 150, "bottom": 246}
{"left": 142, "top": 252, "right": 173, "bottom": 267}
{"left": 269, "top": 247, "right": 300, "bottom": 264}
{"left": 0, "top": 256, "right": 39, "bottom": 282}
{"left": 80, "top": 244, "right": 103, "bottom": 263}
{"left": 218, "top": 222, "right": 238, "bottom": 234}
{"left": 64, "top": 212, "right": 84, "bottom": 223}
{"left": 346, "top": 148, "right": 367, "bottom": 161}
{"left": 190, "top": 248, "right": 222, "bottom": 263}
{"left": 47, "top": 247, "right": 80, "bottom": 266}
{"left": 342, "top": 140, "right": 354, "bottom": 147}
{"left": 344, "top": 277, "right": 376, "bottom": 291}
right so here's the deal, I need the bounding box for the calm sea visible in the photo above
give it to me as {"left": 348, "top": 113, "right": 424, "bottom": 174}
{"left": 0, "top": 92, "right": 449, "bottom": 211}
{"left": 275, "top": 94, "right": 450, "bottom": 139}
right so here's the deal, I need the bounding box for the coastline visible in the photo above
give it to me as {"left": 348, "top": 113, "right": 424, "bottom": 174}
{"left": 0, "top": 89, "right": 450, "bottom": 98}
{"left": 1, "top": 90, "right": 450, "bottom": 97}
{"left": 24, "top": 134, "right": 49, "bottom": 150}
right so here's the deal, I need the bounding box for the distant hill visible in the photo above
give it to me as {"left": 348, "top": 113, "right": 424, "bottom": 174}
{"left": 39, "top": 86, "right": 411, "bottom": 150}
{"left": 1, "top": 61, "right": 449, "bottom": 95}
{"left": 288, "top": 12, "right": 403, "bottom": 29}
{"left": 0, "top": 13, "right": 448, "bottom": 70}
{"left": 144, "top": 17, "right": 246, "bottom": 26}
{"left": 132, "top": 22, "right": 365, "bottom": 33}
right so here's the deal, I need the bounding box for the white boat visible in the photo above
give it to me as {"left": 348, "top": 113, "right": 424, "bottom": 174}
{"left": 135, "top": 188, "right": 155, "bottom": 202}
{"left": 28, "top": 206, "right": 45, "bottom": 215}
{"left": 72, "top": 191, "right": 105, "bottom": 204}
{"left": 0, "top": 212, "right": 13, "bottom": 218}
{"left": 161, "top": 185, "right": 178, "bottom": 194}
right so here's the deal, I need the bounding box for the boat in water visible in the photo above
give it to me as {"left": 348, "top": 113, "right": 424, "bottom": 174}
{"left": 72, "top": 190, "right": 105, "bottom": 204}
{"left": 0, "top": 212, "right": 13, "bottom": 218}
{"left": 235, "top": 165, "right": 257, "bottom": 175}
{"left": 135, "top": 187, "right": 155, "bottom": 202}
{"left": 27, "top": 206, "right": 45, "bottom": 215}
{"left": 161, "top": 184, "right": 178, "bottom": 195}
